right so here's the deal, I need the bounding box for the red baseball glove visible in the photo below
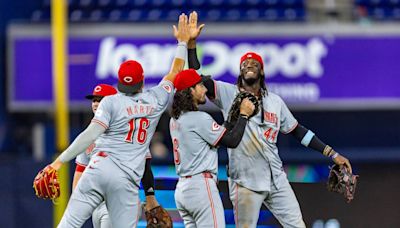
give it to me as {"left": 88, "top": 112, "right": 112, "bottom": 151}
{"left": 33, "top": 165, "right": 60, "bottom": 200}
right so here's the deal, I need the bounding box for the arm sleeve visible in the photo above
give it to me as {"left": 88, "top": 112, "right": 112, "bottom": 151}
{"left": 279, "top": 97, "right": 298, "bottom": 134}
{"left": 218, "top": 116, "right": 247, "bottom": 148}
{"left": 59, "top": 122, "right": 106, "bottom": 163}
{"left": 141, "top": 158, "right": 155, "bottom": 196}
{"left": 195, "top": 113, "right": 227, "bottom": 147}
{"left": 188, "top": 48, "right": 201, "bottom": 70}
{"left": 290, "top": 124, "right": 328, "bottom": 153}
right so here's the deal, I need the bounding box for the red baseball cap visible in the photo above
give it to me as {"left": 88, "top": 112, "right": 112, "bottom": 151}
{"left": 117, "top": 60, "right": 144, "bottom": 94}
{"left": 240, "top": 52, "right": 264, "bottom": 69}
{"left": 174, "top": 69, "right": 203, "bottom": 91}
{"left": 85, "top": 84, "right": 117, "bottom": 99}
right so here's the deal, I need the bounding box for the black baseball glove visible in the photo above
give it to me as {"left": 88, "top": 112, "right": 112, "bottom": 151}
{"left": 327, "top": 164, "right": 359, "bottom": 203}
{"left": 225, "top": 91, "right": 259, "bottom": 130}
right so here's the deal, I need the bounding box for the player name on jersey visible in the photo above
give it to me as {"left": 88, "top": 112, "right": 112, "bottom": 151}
{"left": 126, "top": 104, "right": 155, "bottom": 116}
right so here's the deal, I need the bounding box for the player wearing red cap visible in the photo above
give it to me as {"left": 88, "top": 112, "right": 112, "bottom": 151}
{"left": 170, "top": 69, "right": 255, "bottom": 227}
{"left": 72, "top": 83, "right": 160, "bottom": 228}
{"left": 186, "top": 14, "right": 353, "bottom": 228}
{"left": 36, "top": 13, "right": 191, "bottom": 228}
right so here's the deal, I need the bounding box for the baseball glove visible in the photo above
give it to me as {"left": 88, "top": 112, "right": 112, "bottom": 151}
{"left": 144, "top": 205, "right": 173, "bottom": 228}
{"left": 33, "top": 165, "right": 60, "bottom": 200}
{"left": 225, "top": 91, "right": 259, "bottom": 130}
{"left": 327, "top": 164, "right": 358, "bottom": 203}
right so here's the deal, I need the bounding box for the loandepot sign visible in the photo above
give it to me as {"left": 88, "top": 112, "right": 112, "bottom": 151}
{"left": 95, "top": 37, "right": 327, "bottom": 80}
{"left": 9, "top": 29, "right": 400, "bottom": 111}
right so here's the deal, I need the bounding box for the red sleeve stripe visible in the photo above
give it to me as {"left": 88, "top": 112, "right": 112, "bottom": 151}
{"left": 283, "top": 121, "right": 298, "bottom": 134}
{"left": 75, "top": 163, "right": 86, "bottom": 172}
{"left": 213, "top": 128, "right": 227, "bottom": 146}
{"left": 91, "top": 119, "right": 108, "bottom": 129}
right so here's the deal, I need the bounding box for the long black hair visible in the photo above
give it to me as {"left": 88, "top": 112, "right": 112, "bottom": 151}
{"left": 171, "top": 88, "right": 197, "bottom": 119}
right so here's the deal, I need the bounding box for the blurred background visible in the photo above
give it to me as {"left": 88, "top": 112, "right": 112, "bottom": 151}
{"left": 1, "top": 0, "right": 400, "bottom": 227}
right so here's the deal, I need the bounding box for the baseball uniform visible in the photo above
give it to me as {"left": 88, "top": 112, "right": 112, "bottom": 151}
{"left": 58, "top": 80, "right": 174, "bottom": 228}
{"left": 213, "top": 81, "right": 306, "bottom": 228}
{"left": 170, "top": 111, "right": 226, "bottom": 228}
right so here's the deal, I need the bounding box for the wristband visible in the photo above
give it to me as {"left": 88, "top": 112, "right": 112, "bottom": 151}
{"left": 175, "top": 42, "right": 188, "bottom": 60}
{"left": 239, "top": 114, "right": 249, "bottom": 120}
{"left": 331, "top": 152, "right": 339, "bottom": 159}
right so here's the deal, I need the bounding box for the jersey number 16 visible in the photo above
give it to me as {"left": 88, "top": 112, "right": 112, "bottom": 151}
{"left": 125, "top": 118, "right": 150, "bottom": 144}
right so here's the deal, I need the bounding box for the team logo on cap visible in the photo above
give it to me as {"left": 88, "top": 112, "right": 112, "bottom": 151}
{"left": 247, "top": 54, "right": 252, "bottom": 58}
{"left": 212, "top": 122, "right": 220, "bottom": 131}
{"left": 163, "top": 85, "right": 172, "bottom": 93}
{"left": 94, "top": 86, "right": 102, "bottom": 92}
{"left": 123, "top": 76, "right": 133, "bottom": 83}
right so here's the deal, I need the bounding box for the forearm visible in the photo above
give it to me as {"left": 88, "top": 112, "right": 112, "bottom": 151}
{"left": 142, "top": 158, "right": 155, "bottom": 196}
{"left": 58, "top": 122, "right": 105, "bottom": 163}
{"left": 219, "top": 116, "right": 248, "bottom": 148}
{"left": 163, "top": 42, "right": 187, "bottom": 83}
{"left": 188, "top": 44, "right": 200, "bottom": 70}
{"left": 290, "top": 124, "right": 338, "bottom": 157}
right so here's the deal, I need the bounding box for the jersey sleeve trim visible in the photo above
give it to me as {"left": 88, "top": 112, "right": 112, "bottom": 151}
{"left": 212, "top": 127, "right": 227, "bottom": 146}
{"left": 91, "top": 119, "right": 108, "bottom": 130}
{"left": 281, "top": 121, "right": 299, "bottom": 134}
{"left": 75, "top": 163, "right": 86, "bottom": 172}
{"left": 213, "top": 79, "right": 218, "bottom": 100}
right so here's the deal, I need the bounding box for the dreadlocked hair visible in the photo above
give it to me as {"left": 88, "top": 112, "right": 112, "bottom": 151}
{"left": 171, "top": 88, "right": 198, "bottom": 119}
{"left": 236, "top": 71, "right": 267, "bottom": 96}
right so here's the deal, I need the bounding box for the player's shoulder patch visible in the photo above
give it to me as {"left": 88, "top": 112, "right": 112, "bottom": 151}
{"left": 212, "top": 121, "right": 221, "bottom": 131}
{"left": 162, "top": 84, "right": 172, "bottom": 94}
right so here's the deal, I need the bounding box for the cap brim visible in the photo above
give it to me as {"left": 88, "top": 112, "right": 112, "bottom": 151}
{"left": 85, "top": 95, "right": 104, "bottom": 100}
{"left": 117, "top": 81, "right": 143, "bottom": 94}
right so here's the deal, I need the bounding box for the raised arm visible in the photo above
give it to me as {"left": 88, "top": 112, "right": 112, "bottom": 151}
{"left": 188, "top": 11, "right": 204, "bottom": 70}
{"left": 163, "top": 13, "right": 191, "bottom": 83}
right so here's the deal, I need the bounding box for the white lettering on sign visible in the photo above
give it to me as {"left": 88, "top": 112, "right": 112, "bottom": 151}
{"left": 95, "top": 37, "right": 328, "bottom": 80}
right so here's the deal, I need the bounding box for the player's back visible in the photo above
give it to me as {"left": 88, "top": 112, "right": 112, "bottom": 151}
{"left": 170, "top": 111, "right": 223, "bottom": 177}
{"left": 92, "top": 80, "right": 173, "bottom": 183}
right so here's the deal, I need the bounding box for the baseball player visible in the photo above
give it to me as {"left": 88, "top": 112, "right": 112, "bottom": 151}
{"left": 41, "top": 13, "right": 191, "bottom": 228}
{"left": 72, "top": 83, "right": 159, "bottom": 228}
{"left": 187, "top": 23, "right": 353, "bottom": 228}
{"left": 170, "top": 69, "right": 255, "bottom": 228}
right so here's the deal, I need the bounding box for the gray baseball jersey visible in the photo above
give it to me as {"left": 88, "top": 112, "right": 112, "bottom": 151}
{"left": 58, "top": 80, "right": 174, "bottom": 228}
{"left": 170, "top": 111, "right": 226, "bottom": 227}
{"left": 212, "top": 81, "right": 305, "bottom": 228}
{"left": 170, "top": 111, "right": 226, "bottom": 177}
{"left": 91, "top": 80, "right": 173, "bottom": 186}
{"left": 213, "top": 81, "right": 298, "bottom": 192}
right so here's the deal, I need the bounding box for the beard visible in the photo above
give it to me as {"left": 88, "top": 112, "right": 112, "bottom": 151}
{"left": 243, "top": 76, "right": 259, "bottom": 86}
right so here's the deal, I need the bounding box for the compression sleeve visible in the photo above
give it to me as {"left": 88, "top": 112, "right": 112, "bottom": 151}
{"left": 142, "top": 158, "right": 155, "bottom": 196}
{"left": 218, "top": 116, "right": 248, "bottom": 148}
{"left": 290, "top": 124, "right": 327, "bottom": 153}
{"left": 59, "top": 122, "right": 106, "bottom": 163}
